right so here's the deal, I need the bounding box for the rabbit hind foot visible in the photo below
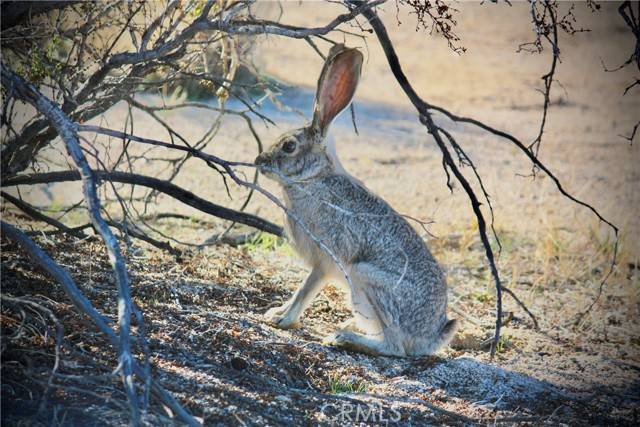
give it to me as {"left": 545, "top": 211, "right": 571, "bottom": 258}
{"left": 322, "top": 329, "right": 406, "bottom": 357}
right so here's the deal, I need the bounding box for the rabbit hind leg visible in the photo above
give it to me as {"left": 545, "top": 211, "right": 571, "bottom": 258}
{"left": 326, "top": 268, "right": 406, "bottom": 356}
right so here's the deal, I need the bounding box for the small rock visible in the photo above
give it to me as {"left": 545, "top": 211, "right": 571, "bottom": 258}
{"left": 230, "top": 356, "right": 248, "bottom": 370}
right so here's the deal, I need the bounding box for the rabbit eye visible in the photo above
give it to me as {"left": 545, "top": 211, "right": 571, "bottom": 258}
{"left": 282, "top": 139, "right": 297, "bottom": 153}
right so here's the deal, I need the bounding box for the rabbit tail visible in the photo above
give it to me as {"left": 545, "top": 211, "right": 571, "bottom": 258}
{"left": 410, "top": 318, "right": 459, "bottom": 356}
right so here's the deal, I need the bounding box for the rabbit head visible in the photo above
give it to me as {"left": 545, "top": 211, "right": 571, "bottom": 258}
{"left": 255, "top": 45, "right": 363, "bottom": 183}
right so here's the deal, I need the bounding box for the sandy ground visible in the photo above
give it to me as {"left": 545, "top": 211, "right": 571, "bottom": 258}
{"left": 2, "top": 1, "right": 639, "bottom": 425}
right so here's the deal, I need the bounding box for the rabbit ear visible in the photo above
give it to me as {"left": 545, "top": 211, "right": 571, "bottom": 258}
{"left": 311, "top": 45, "right": 363, "bottom": 138}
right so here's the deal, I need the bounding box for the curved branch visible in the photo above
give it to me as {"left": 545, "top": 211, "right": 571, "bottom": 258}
{"left": 3, "top": 170, "right": 284, "bottom": 237}
{"left": 423, "top": 113, "right": 504, "bottom": 356}
{"left": 213, "top": 0, "right": 387, "bottom": 38}
{"left": 356, "top": 4, "right": 503, "bottom": 355}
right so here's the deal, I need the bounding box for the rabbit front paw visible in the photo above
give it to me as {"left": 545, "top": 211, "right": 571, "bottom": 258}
{"left": 263, "top": 305, "right": 300, "bottom": 329}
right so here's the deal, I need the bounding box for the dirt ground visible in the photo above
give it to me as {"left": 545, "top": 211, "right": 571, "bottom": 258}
{"left": 1, "top": 227, "right": 638, "bottom": 425}
{"left": 2, "top": 1, "right": 639, "bottom": 426}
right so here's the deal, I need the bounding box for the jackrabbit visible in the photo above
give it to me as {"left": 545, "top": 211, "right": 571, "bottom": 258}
{"left": 255, "top": 45, "right": 457, "bottom": 357}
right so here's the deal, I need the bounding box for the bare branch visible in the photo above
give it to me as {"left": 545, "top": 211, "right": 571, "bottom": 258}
{"left": 500, "top": 285, "right": 539, "bottom": 330}
{"left": 211, "top": 0, "right": 387, "bottom": 38}
{"left": 1, "top": 221, "right": 115, "bottom": 339}
{"left": 620, "top": 120, "right": 639, "bottom": 145}
{"left": 355, "top": 3, "right": 504, "bottom": 355}
{"left": 0, "top": 221, "right": 200, "bottom": 426}
{"left": 3, "top": 170, "right": 284, "bottom": 238}
{"left": 526, "top": 0, "right": 560, "bottom": 157}
{"left": 1, "top": 191, "right": 88, "bottom": 239}
{"left": 103, "top": 218, "right": 181, "bottom": 256}
{"left": 423, "top": 113, "right": 504, "bottom": 357}
{"left": 1, "top": 62, "right": 140, "bottom": 423}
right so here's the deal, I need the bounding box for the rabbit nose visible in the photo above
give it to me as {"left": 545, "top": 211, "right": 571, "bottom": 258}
{"left": 255, "top": 152, "right": 269, "bottom": 166}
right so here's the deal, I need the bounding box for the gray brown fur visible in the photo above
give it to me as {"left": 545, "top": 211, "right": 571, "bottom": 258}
{"left": 255, "top": 45, "right": 457, "bottom": 357}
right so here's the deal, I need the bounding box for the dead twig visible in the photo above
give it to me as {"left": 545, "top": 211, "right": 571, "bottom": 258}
{"left": 1, "top": 221, "right": 201, "bottom": 426}
{"left": 1, "top": 191, "right": 88, "bottom": 239}
{"left": 3, "top": 170, "right": 283, "bottom": 237}
{"left": 1, "top": 63, "right": 141, "bottom": 424}
{"left": 0, "top": 295, "right": 64, "bottom": 416}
